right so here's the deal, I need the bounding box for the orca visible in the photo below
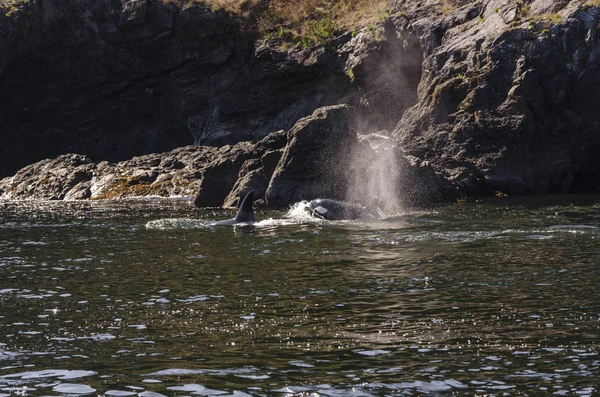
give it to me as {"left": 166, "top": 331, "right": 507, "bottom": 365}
{"left": 308, "top": 198, "right": 377, "bottom": 220}
{"left": 212, "top": 190, "right": 255, "bottom": 226}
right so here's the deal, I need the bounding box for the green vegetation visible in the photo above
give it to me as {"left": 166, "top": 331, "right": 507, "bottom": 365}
{"left": 517, "top": 1, "right": 530, "bottom": 19}
{"left": 527, "top": 12, "right": 565, "bottom": 33}
{"left": 547, "top": 13, "right": 563, "bottom": 24}
{"left": 347, "top": 67, "right": 355, "bottom": 82}
{"left": 186, "top": 0, "right": 388, "bottom": 47}
{"left": 1, "top": 0, "right": 29, "bottom": 17}
{"left": 455, "top": 73, "right": 469, "bottom": 82}
{"left": 375, "top": 10, "right": 389, "bottom": 23}
{"left": 302, "top": 11, "right": 336, "bottom": 45}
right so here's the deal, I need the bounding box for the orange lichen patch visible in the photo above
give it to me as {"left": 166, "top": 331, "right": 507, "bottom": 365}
{"left": 92, "top": 176, "right": 153, "bottom": 200}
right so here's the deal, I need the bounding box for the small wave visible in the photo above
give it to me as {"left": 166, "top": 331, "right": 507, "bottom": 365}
{"left": 145, "top": 218, "right": 210, "bottom": 230}
{"left": 547, "top": 224, "right": 599, "bottom": 231}
{"left": 354, "top": 349, "right": 392, "bottom": 356}
{"left": 22, "top": 240, "right": 48, "bottom": 245}
{"left": 0, "top": 369, "right": 96, "bottom": 381}
{"left": 53, "top": 383, "right": 96, "bottom": 395}
{"left": 254, "top": 217, "right": 314, "bottom": 227}
{"left": 502, "top": 225, "right": 600, "bottom": 237}
{"left": 0, "top": 350, "right": 20, "bottom": 361}
{"left": 166, "top": 384, "right": 227, "bottom": 394}
{"left": 273, "top": 379, "right": 467, "bottom": 395}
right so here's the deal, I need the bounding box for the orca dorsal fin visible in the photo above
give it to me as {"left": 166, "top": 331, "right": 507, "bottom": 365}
{"left": 234, "top": 190, "right": 255, "bottom": 223}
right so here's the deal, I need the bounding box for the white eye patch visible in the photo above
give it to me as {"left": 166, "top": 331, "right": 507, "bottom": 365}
{"left": 315, "top": 206, "right": 328, "bottom": 215}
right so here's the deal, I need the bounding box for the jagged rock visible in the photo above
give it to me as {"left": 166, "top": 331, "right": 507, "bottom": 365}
{"left": 0, "top": 146, "right": 220, "bottom": 200}
{"left": 192, "top": 142, "right": 256, "bottom": 207}
{"left": 222, "top": 150, "right": 283, "bottom": 208}
{"left": 222, "top": 131, "right": 288, "bottom": 207}
{"left": 342, "top": 18, "right": 422, "bottom": 133}
{"left": 0, "top": 154, "right": 95, "bottom": 200}
{"left": 265, "top": 105, "right": 356, "bottom": 207}
{"left": 223, "top": 159, "right": 269, "bottom": 208}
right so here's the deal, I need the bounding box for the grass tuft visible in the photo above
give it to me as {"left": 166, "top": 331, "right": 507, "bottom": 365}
{"left": 184, "top": 0, "right": 388, "bottom": 46}
{"left": 441, "top": 0, "right": 455, "bottom": 15}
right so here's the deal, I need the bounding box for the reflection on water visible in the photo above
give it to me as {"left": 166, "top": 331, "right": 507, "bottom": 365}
{"left": 0, "top": 195, "right": 599, "bottom": 396}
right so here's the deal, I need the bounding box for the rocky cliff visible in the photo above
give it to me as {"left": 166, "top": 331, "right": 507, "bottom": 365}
{"left": 392, "top": 0, "right": 600, "bottom": 196}
{"left": 0, "top": 0, "right": 418, "bottom": 179}
{"left": 1, "top": 0, "right": 599, "bottom": 208}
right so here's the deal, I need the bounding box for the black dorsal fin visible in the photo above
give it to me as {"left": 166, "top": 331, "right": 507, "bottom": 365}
{"left": 234, "top": 190, "right": 255, "bottom": 223}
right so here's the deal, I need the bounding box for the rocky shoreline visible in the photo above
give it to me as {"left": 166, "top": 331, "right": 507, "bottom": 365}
{"left": 1, "top": 0, "right": 599, "bottom": 208}
{"left": 0, "top": 105, "right": 457, "bottom": 209}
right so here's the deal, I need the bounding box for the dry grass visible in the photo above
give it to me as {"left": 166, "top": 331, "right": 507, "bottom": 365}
{"left": 181, "top": 0, "right": 388, "bottom": 45}
{"left": 441, "top": 0, "right": 455, "bottom": 15}
{"left": 2, "top": 0, "right": 387, "bottom": 46}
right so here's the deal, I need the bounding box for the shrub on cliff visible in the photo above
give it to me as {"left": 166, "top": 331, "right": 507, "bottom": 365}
{"left": 172, "top": 0, "right": 387, "bottom": 46}
{"left": 1, "top": 0, "right": 29, "bottom": 16}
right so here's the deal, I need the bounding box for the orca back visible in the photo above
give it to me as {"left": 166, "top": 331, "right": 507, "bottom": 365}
{"left": 309, "top": 198, "right": 371, "bottom": 220}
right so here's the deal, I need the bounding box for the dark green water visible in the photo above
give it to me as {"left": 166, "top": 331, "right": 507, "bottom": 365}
{"left": 0, "top": 195, "right": 599, "bottom": 396}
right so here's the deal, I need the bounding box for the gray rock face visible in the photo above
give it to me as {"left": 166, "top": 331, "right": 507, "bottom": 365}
{"left": 0, "top": 0, "right": 422, "bottom": 180}
{"left": 192, "top": 143, "right": 257, "bottom": 207}
{"left": 390, "top": 0, "right": 600, "bottom": 195}
{"left": 0, "top": 154, "right": 96, "bottom": 200}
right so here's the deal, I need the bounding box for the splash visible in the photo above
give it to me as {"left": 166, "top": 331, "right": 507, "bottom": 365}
{"left": 346, "top": 134, "right": 402, "bottom": 216}
{"left": 252, "top": 202, "right": 325, "bottom": 227}
{"left": 285, "top": 201, "right": 317, "bottom": 221}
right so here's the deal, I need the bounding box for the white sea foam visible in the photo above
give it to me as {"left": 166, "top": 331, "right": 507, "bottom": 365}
{"left": 145, "top": 218, "right": 210, "bottom": 230}
{"left": 52, "top": 383, "right": 96, "bottom": 395}
{"left": 166, "top": 384, "right": 227, "bottom": 395}
{"left": 104, "top": 390, "right": 137, "bottom": 396}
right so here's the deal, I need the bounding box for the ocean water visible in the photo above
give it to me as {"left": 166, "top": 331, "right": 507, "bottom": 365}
{"left": 0, "top": 195, "right": 599, "bottom": 396}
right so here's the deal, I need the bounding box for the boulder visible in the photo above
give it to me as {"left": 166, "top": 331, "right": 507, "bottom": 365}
{"left": 0, "top": 146, "right": 225, "bottom": 200}
{"left": 222, "top": 130, "right": 288, "bottom": 207}
{"left": 192, "top": 142, "right": 256, "bottom": 207}
{"left": 0, "top": 154, "right": 95, "bottom": 200}
{"left": 265, "top": 105, "right": 356, "bottom": 207}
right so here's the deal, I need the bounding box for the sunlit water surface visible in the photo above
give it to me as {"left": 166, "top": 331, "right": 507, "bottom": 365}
{"left": 1, "top": 195, "right": 599, "bottom": 396}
